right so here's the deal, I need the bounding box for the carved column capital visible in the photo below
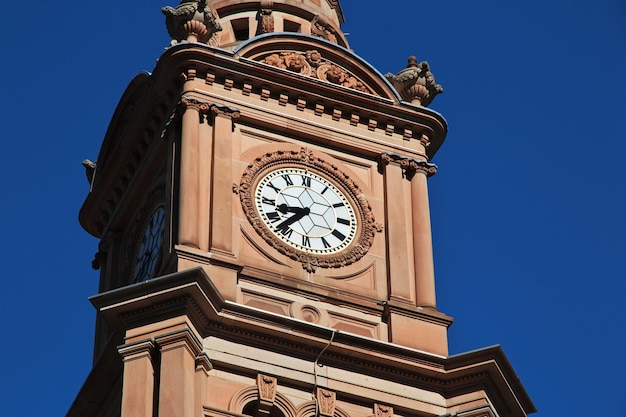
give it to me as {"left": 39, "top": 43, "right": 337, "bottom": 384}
{"left": 210, "top": 103, "right": 241, "bottom": 120}
{"left": 181, "top": 96, "right": 210, "bottom": 113}
{"left": 377, "top": 152, "right": 437, "bottom": 178}
{"left": 408, "top": 160, "right": 438, "bottom": 177}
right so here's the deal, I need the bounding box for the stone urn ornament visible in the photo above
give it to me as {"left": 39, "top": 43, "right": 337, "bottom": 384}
{"left": 162, "top": 0, "right": 222, "bottom": 43}
{"left": 385, "top": 56, "right": 443, "bottom": 106}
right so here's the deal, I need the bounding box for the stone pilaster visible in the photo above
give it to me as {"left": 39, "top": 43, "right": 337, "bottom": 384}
{"left": 155, "top": 328, "right": 203, "bottom": 417}
{"left": 209, "top": 104, "right": 240, "bottom": 254}
{"left": 378, "top": 153, "right": 416, "bottom": 304}
{"left": 118, "top": 339, "right": 156, "bottom": 417}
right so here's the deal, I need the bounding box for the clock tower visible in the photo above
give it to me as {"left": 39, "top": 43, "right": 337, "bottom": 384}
{"left": 69, "top": 2, "right": 535, "bottom": 417}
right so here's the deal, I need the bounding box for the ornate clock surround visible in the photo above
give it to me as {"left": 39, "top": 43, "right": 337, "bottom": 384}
{"left": 238, "top": 148, "right": 377, "bottom": 272}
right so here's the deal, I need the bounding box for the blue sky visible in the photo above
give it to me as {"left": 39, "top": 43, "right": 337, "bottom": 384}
{"left": 0, "top": 1, "right": 624, "bottom": 416}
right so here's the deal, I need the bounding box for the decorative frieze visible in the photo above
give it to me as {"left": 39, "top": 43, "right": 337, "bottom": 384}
{"left": 260, "top": 50, "right": 373, "bottom": 94}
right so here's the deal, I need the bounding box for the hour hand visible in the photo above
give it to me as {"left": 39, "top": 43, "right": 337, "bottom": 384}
{"left": 277, "top": 203, "right": 307, "bottom": 215}
{"left": 275, "top": 205, "right": 311, "bottom": 229}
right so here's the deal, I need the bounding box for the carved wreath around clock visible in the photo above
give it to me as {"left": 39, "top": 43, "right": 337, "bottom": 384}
{"left": 237, "top": 149, "right": 377, "bottom": 272}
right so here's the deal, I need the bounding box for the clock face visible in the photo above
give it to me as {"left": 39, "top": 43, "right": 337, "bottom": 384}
{"left": 239, "top": 149, "right": 378, "bottom": 271}
{"left": 133, "top": 204, "right": 166, "bottom": 283}
{"left": 255, "top": 168, "right": 358, "bottom": 255}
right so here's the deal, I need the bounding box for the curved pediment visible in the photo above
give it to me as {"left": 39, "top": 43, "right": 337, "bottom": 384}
{"left": 95, "top": 72, "right": 151, "bottom": 174}
{"left": 234, "top": 33, "right": 399, "bottom": 101}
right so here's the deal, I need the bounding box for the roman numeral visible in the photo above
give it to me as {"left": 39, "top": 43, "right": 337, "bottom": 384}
{"left": 266, "top": 212, "right": 281, "bottom": 223}
{"left": 276, "top": 222, "right": 293, "bottom": 237}
{"left": 332, "top": 202, "right": 344, "bottom": 208}
{"left": 301, "top": 175, "right": 311, "bottom": 187}
{"left": 282, "top": 175, "right": 293, "bottom": 186}
{"left": 321, "top": 186, "right": 328, "bottom": 195}
{"left": 267, "top": 181, "right": 280, "bottom": 193}
{"left": 332, "top": 229, "right": 346, "bottom": 241}
{"left": 336, "top": 218, "right": 350, "bottom": 225}
{"left": 262, "top": 197, "right": 275, "bottom": 205}
{"left": 302, "top": 235, "right": 311, "bottom": 247}
{"left": 321, "top": 237, "right": 331, "bottom": 248}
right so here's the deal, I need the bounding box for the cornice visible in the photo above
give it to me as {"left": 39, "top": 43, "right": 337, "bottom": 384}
{"left": 79, "top": 37, "right": 447, "bottom": 239}
{"left": 90, "top": 268, "right": 535, "bottom": 416}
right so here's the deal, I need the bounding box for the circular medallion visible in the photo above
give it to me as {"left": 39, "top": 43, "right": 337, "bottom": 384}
{"left": 239, "top": 149, "right": 377, "bottom": 271}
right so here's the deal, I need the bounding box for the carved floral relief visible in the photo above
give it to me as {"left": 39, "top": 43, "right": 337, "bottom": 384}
{"left": 260, "top": 50, "right": 373, "bottom": 94}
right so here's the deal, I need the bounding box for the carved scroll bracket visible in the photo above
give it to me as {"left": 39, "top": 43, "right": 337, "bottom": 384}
{"left": 377, "top": 152, "right": 437, "bottom": 178}
{"left": 179, "top": 96, "right": 240, "bottom": 127}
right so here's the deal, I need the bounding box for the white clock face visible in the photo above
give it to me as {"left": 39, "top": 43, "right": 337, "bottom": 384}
{"left": 255, "top": 168, "right": 358, "bottom": 254}
{"left": 133, "top": 205, "right": 166, "bottom": 283}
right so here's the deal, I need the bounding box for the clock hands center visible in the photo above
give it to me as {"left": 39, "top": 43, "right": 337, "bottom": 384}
{"left": 277, "top": 203, "right": 310, "bottom": 215}
{"left": 275, "top": 204, "right": 311, "bottom": 229}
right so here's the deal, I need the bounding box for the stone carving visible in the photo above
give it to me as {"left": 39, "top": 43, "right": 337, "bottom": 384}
{"left": 378, "top": 152, "right": 437, "bottom": 178}
{"left": 257, "top": 0, "right": 274, "bottom": 34}
{"left": 162, "top": 0, "right": 222, "bottom": 43}
{"left": 374, "top": 404, "right": 393, "bottom": 417}
{"left": 257, "top": 374, "right": 277, "bottom": 410}
{"left": 385, "top": 56, "right": 443, "bottom": 106}
{"left": 260, "top": 50, "right": 372, "bottom": 94}
{"left": 238, "top": 148, "right": 378, "bottom": 272}
{"left": 311, "top": 15, "right": 338, "bottom": 43}
{"left": 316, "top": 388, "right": 336, "bottom": 417}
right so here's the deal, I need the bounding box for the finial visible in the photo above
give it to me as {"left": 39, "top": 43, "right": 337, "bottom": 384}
{"left": 162, "top": 1, "right": 222, "bottom": 44}
{"left": 385, "top": 56, "right": 443, "bottom": 106}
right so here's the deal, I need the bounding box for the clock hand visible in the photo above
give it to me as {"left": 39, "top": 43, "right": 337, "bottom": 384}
{"left": 275, "top": 207, "right": 310, "bottom": 229}
{"left": 277, "top": 203, "right": 309, "bottom": 215}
